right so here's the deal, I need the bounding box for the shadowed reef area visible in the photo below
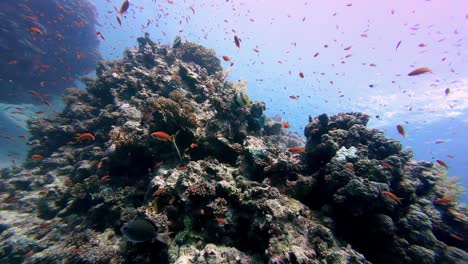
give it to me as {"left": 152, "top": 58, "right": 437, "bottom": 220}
{"left": 0, "top": 34, "right": 466, "bottom": 264}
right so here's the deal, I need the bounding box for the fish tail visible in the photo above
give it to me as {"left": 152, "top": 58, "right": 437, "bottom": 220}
{"left": 155, "top": 232, "right": 172, "bottom": 245}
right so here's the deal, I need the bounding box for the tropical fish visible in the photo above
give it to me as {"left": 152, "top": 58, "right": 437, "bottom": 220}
{"left": 408, "top": 67, "right": 432, "bottom": 76}
{"left": 31, "top": 154, "right": 44, "bottom": 161}
{"left": 173, "top": 35, "right": 182, "bottom": 49}
{"left": 118, "top": 0, "right": 130, "bottom": 15}
{"left": 75, "top": 133, "right": 95, "bottom": 142}
{"left": 233, "top": 92, "right": 251, "bottom": 107}
{"left": 283, "top": 122, "right": 290, "bottom": 129}
{"left": 445, "top": 88, "right": 450, "bottom": 96}
{"left": 151, "top": 131, "right": 173, "bottom": 142}
{"left": 436, "top": 159, "right": 448, "bottom": 169}
{"left": 29, "top": 27, "right": 43, "bottom": 34}
{"left": 214, "top": 217, "right": 227, "bottom": 225}
{"left": 190, "top": 143, "right": 198, "bottom": 148}
{"left": 382, "top": 191, "right": 402, "bottom": 204}
{"left": 434, "top": 197, "right": 453, "bottom": 204}
{"left": 299, "top": 72, "right": 304, "bottom": 78}
{"left": 288, "top": 147, "right": 305, "bottom": 153}
{"left": 234, "top": 35, "right": 241, "bottom": 48}
{"left": 121, "top": 219, "right": 171, "bottom": 244}
{"left": 396, "top": 124, "right": 406, "bottom": 137}
{"left": 116, "top": 16, "right": 122, "bottom": 26}
{"left": 289, "top": 95, "right": 298, "bottom": 99}
{"left": 222, "top": 55, "right": 230, "bottom": 61}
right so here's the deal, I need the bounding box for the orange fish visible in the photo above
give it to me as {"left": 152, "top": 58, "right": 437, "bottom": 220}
{"left": 214, "top": 217, "right": 227, "bottom": 224}
{"left": 382, "top": 191, "right": 403, "bottom": 204}
{"left": 222, "top": 55, "right": 230, "bottom": 61}
{"left": 234, "top": 35, "right": 241, "bottom": 48}
{"left": 299, "top": 72, "right": 304, "bottom": 78}
{"left": 283, "top": 122, "right": 290, "bottom": 129}
{"left": 289, "top": 95, "right": 298, "bottom": 99}
{"left": 288, "top": 147, "right": 305, "bottom": 153}
{"left": 97, "top": 161, "right": 103, "bottom": 169}
{"left": 434, "top": 197, "right": 453, "bottom": 204}
{"left": 396, "top": 124, "right": 406, "bottom": 137}
{"left": 118, "top": 0, "right": 130, "bottom": 15}
{"left": 408, "top": 67, "right": 432, "bottom": 76}
{"left": 190, "top": 143, "right": 198, "bottom": 149}
{"left": 382, "top": 162, "right": 393, "bottom": 170}
{"left": 100, "top": 175, "right": 111, "bottom": 182}
{"left": 436, "top": 159, "right": 448, "bottom": 169}
{"left": 75, "top": 133, "right": 95, "bottom": 142}
{"left": 151, "top": 131, "right": 173, "bottom": 142}
{"left": 155, "top": 161, "right": 164, "bottom": 168}
{"left": 154, "top": 188, "right": 167, "bottom": 196}
{"left": 31, "top": 154, "right": 44, "bottom": 161}
{"left": 450, "top": 233, "right": 464, "bottom": 241}
{"left": 29, "top": 27, "right": 43, "bottom": 34}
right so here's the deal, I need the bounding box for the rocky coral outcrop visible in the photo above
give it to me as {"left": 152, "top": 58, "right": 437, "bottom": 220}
{"left": 0, "top": 34, "right": 466, "bottom": 264}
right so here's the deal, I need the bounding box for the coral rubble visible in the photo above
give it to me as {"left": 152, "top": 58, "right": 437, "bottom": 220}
{"left": 0, "top": 34, "right": 466, "bottom": 264}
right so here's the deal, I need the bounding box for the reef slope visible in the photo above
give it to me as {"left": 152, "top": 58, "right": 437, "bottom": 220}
{"left": 0, "top": 34, "right": 466, "bottom": 264}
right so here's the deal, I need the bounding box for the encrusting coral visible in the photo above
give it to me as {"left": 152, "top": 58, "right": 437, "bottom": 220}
{"left": 0, "top": 34, "right": 466, "bottom": 264}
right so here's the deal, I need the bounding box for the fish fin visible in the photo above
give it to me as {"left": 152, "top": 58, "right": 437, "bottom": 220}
{"left": 155, "top": 232, "right": 172, "bottom": 245}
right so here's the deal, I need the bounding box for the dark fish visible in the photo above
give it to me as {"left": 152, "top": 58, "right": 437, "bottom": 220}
{"left": 121, "top": 219, "right": 171, "bottom": 244}
{"left": 173, "top": 36, "right": 182, "bottom": 49}
{"left": 234, "top": 35, "right": 241, "bottom": 48}
{"left": 396, "top": 40, "right": 402, "bottom": 51}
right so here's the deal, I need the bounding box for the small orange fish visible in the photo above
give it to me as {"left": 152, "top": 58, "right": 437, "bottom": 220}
{"left": 234, "top": 35, "right": 241, "bottom": 48}
{"left": 283, "top": 122, "right": 290, "bottom": 129}
{"left": 289, "top": 95, "right": 298, "bottom": 99}
{"left": 408, "top": 67, "right": 432, "bottom": 76}
{"left": 382, "top": 162, "right": 393, "bottom": 170}
{"left": 118, "top": 0, "right": 130, "bottom": 15}
{"left": 151, "top": 131, "right": 173, "bottom": 142}
{"left": 214, "top": 217, "right": 227, "bottom": 224}
{"left": 31, "top": 154, "right": 44, "bottom": 161}
{"left": 436, "top": 159, "right": 448, "bottom": 169}
{"left": 222, "top": 55, "right": 230, "bottom": 61}
{"left": 288, "top": 147, "right": 305, "bottom": 153}
{"left": 299, "top": 72, "right": 304, "bottom": 78}
{"left": 75, "top": 133, "right": 95, "bottom": 142}
{"left": 177, "top": 166, "right": 188, "bottom": 171}
{"left": 153, "top": 188, "right": 167, "bottom": 196}
{"left": 190, "top": 143, "right": 198, "bottom": 149}
{"left": 100, "top": 175, "right": 111, "bottom": 182}
{"left": 450, "top": 233, "right": 464, "bottom": 241}
{"left": 29, "top": 26, "right": 43, "bottom": 34}
{"left": 382, "top": 191, "right": 403, "bottom": 204}
{"left": 310, "top": 128, "right": 319, "bottom": 134}
{"left": 396, "top": 124, "right": 406, "bottom": 137}
{"left": 434, "top": 197, "right": 453, "bottom": 204}
{"left": 155, "top": 161, "right": 164, "bottom": 168}
{"left": 97, "top": 161, "right": 103, "bottom": 169}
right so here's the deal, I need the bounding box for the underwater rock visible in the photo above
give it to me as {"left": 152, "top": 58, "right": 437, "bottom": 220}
{"left": 0, "top": 35, "right": 466, "bottom": 264}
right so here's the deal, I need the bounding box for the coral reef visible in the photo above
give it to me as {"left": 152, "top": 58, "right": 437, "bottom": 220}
{"left": 0, "top": 34, "right": 466, "bottom": 264}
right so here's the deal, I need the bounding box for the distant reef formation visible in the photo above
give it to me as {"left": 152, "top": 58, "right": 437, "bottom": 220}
{"left": 0, "top": 34, "right": 466, "bottom": 264}
{"left": 0, "top": 0, "right": 99, "bottom": 104}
